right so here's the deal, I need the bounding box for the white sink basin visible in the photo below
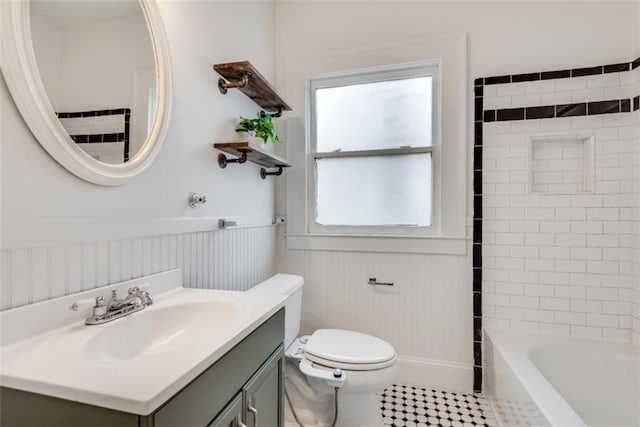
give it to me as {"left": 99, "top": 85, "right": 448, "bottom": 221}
{"left": 81, "top": 302, "right": 236, "bottom": 361}
{"left": 0, "top": 271, "right": 286, "bottom": 415}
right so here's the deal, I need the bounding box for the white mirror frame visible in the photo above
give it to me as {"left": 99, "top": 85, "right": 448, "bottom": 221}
{"left": 0, "top": 0, "right": 172, "bottom": 186}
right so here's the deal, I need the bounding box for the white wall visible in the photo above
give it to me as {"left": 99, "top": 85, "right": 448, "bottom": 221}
{"left": 274, "top": 1, "right": 636, "bottom": 391}
{"left": 30, "top": 16, "right": 61, "bottom": 108}
{"left": 32, "top": 13, "right": 155, "bottom": 113}
{"left": 2, "top": 0, "right": 276, "bottom": 222}
{"left": 55, "top": 15, "right": 153, "bottom": 113}
{"left": 1, "top": 2, "right": 278, "bottom": 305}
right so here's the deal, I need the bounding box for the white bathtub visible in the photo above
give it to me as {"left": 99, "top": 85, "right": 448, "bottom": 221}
{"left": 484, "top": 329, "right": 640, "bottom": 427}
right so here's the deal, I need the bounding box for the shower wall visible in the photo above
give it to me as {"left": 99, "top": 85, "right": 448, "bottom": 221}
{"left": 480, "top": 62, "right": 639, "bottom": 341}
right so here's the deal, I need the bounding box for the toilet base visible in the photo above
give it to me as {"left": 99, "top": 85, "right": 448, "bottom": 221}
{"left": 284, "top": 360, "right": 385, "bottom": 427}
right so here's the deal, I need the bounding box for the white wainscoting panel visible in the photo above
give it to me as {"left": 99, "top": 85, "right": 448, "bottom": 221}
{"left": 279, "top": 247, "right": 474, "bottom": 391}
{"left": 0, "top": 226, "right": 276, "bottom": 311}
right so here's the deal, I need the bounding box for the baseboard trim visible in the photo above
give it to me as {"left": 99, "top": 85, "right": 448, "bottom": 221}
{"left": 397, "top": 356, "right": 473, "bottom": 394}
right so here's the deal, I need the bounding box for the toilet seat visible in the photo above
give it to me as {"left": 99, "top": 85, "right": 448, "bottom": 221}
{"left": 303, "top": 329, "right": 397, "bottom": 371}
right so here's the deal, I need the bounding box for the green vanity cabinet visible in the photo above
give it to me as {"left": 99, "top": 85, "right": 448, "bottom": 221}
{"left": 208, "top": 347, "right": 284, "bottom": 427}
{"left": 242, "top": 344, "right": 284, "bottom": 427}
{"left": 208, "top": 393, "right": 244, "bottom": 427}
{"left": 1, "top": 308, "right": 285, "bottom": 427}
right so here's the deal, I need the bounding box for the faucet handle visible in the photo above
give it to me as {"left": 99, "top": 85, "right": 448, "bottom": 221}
{"left": 69, "top": 298, "right": 95, "bottom": 311}
{"left": 127, "top": 283, "right": 150, "bottom": 295}
{"left": 93, "top": 296, "right": 107, "bottom": 317}
{"left": 70, "top": 297, "right": 106, "bottom": 317}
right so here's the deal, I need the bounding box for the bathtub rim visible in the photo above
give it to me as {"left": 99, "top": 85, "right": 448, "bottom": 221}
{"left": 483, "top": 328, "right": 585, "bottom": 427}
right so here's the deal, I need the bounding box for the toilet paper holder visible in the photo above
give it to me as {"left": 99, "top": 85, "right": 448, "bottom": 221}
{"left": 367, "top": 277, "right": 394, "bottom": 286}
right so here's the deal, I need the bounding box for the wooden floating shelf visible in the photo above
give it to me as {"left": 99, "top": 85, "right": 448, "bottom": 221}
{"left": 214, "top": 142, "right": 290, "bottom": 179}
{"left": 214, "top": 61, "right": 291, "bottom": 116}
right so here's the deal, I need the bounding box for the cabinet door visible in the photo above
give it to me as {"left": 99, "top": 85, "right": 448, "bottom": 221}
{"left": 243, "top": 346, "right": 284, "bottom": 427}
{"left": 208, "top": 393, "right": 243, "bottom": 427}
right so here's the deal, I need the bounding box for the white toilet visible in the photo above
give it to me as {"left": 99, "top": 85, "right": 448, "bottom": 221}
{"left": 248, "top": 274, "right": 398, "bottom": 427}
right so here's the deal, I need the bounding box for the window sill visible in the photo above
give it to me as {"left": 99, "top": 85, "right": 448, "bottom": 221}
{"left": 284, "top": 233, "right": 469, "bottom": 255}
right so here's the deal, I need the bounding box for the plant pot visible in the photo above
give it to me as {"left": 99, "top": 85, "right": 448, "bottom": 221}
{"left": 247, "top": 136, "right": 276, "bottom": 153}
{"left": 247, "top": 136, "right": 264, "bottom": 148}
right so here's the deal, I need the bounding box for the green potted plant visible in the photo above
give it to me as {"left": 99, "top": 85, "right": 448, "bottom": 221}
{"left": 235, "top": 111, "right": 279, "bottom": 145}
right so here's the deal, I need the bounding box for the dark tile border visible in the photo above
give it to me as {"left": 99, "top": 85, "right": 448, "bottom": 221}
{"left": 472, "top": 77, "right": 483, "bottom": 393}
{"left": 512, "top": 72, "right": 540, "bottom": 82}
{"left": 525, "top": 106, "right": 554, "bottom": 119}
{"left": 556, "top": 103, "right": 587, "bottom": 117}
{"left": 604, "top": 63, "right": 630, "bottom": 73}
{"left": 496, "top": 108, "right": 524, "bottom": 121}
{"left": 485, "top": 75, "right": 510, "bottom": 85}
{"left": 124, "top": 111, "right": 131, "bottom": 162}
{"left": 57, "top": 108, "right": 131, "bottom": 162}
{"left": 484, "top": 57, "right": 639, "bottom": 85}
{"left": 541, "top": 70, "right": 570, "bottom": 80}
{"left": 483, "top": 98, "right": 632, "bottom": 122}
{"left": 69, "top": 133, "right": 125, "bottom": 144}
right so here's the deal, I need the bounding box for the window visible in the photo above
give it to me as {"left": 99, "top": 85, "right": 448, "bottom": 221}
{"left": 309, "top": 63, "right": 440, "bottom": 234}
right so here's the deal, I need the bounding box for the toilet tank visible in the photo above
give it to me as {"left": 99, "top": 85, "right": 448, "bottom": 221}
{"left": 247, "top": 274, "right": 304, "bottom": 348}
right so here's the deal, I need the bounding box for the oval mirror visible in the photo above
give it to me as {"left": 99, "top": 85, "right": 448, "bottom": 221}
{"left": 0, "top": 0, "right": 171, "bottom": 186}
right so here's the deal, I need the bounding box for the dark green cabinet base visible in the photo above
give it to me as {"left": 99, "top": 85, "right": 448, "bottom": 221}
{"left": 1, "top": 309, "right": 284, "bottom": 427}
{"left": 209, "top": 346, "right": 284, "bottom": 427}
{"left": 0, "top": 388, "right": 137, "bottom": 427}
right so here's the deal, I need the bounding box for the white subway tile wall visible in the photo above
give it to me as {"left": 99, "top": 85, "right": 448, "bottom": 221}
{"left": 485, "top": 72, "right": 631, "bottom": 110}
{"left": 58, "top": 114, "right": 128, "bottom": 164}
{"left": 0, "top": 226, "right": 276, "bottom": 311}
{"left": 58, "top": 115, "right": 125, "bottom": 135}
{"left": 483, "top": 66, "right": 640, "bottom": 341}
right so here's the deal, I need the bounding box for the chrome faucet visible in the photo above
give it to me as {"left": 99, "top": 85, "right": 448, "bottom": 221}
{"left": 84, "top": 286, "right": 153, "bottom": 325}
{"left": 107, "top": 287, "right": 153, "bottom": 311}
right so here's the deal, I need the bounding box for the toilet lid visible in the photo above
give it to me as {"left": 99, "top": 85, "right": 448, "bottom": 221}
{"left": 304, "top": 329, "right": 396, "bottom": 369}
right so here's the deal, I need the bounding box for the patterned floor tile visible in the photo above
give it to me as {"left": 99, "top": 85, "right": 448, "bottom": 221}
{"left": 378, "top": 384, "right": 497, "bottom": 427}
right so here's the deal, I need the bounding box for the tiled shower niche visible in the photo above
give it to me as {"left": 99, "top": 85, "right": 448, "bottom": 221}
{"left": 529, "top": 136, "right": 594, "bottom": 194}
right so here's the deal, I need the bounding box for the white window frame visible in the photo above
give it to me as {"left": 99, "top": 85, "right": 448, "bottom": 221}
{"left": 307, "top": 62, "right": 441, "bottom": 236}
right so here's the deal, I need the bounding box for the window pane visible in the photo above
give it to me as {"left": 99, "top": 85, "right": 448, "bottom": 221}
{"left": 316, "top": 77, "right": 432, "bottom": 152}
{"left": 316, "top": 153, "right": 432, "bottom": 227}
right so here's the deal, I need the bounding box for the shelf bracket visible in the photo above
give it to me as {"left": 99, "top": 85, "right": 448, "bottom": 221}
{"left": 218, "top": 73, "right": 252, "bottom": 95}
{"left": 267, "top": 105, "right": 282, "bottom": 118}
{"left": 218, "top": 151, "right": 248, "bottom": 168}
{"left": 260, "top": 167, "right": 283, "bottom": 179}
{"left": 260, "top": 105, "right": 284, "bottom": 118}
